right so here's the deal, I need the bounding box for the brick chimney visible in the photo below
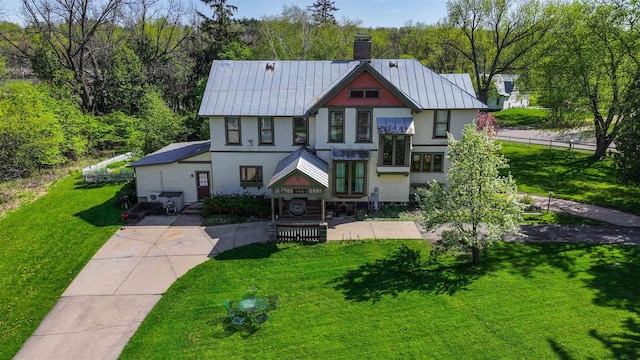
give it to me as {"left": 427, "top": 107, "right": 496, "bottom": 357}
{"left": 353, "top": 34, "right": 372, "bottom": 62}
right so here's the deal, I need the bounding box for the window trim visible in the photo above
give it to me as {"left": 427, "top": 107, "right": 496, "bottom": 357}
{"left": 433, "top": 110, "right": 450, "bottom": 139}
{"left": 411, "top": 152, "right": 444, "bottom": 173}
{"left": 328, "top": 109, "right": 345, "bottom": 143}
{"left": 239, "top": 166, "right": 263, "bottom": 187}
{"left": 292, "top": 117, "right": 309, "bottom": 145}
{"left": 355, "top": 109, "right": 373, "bottom": 143}
{"left": 333, "top": 161, "right": 367, "bottom": 197}
{"left": 225, "top": 116, "right": 241, "bottom": 145}
{"left": 379, "top": 135, "right": 410, "bottom": 166}
{"left": 349, "top": 88, "right": 380, "bottom": 99}
{"left": 258, "top": 117, "right": 274, "bottom": 145}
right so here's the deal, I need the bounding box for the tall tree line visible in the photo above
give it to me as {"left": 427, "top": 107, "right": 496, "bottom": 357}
{"left": 1, "top": 0, "right": 638, "bottom": 183}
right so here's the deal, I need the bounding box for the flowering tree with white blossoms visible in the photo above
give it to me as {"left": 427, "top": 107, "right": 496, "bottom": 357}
{"left": 419, "top": 123, "right": 524, "bottom": 265}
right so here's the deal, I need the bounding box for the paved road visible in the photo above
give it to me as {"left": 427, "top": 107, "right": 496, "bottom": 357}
{"left": 528, "top": 194, "right": 640, "bottom": 227}
{"left": 497, "top": 127, "right": 616, "bottom": 152}
{"left": 505, "top": 224, "right": 640, "bottom": 245}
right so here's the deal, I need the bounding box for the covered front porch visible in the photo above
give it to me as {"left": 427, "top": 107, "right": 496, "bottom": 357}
{"left": 267, "top": 147, "right": 329, "bottom": 242}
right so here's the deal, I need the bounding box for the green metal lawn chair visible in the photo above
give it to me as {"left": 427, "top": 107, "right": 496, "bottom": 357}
{"left": 254, "top": 313, "right": 269, "bottom": 325}
{"left": 223, "top": 300, "right": 239, "bottom": 316}
{"left": 266, "top": 295, "right": 279, "bottom": 311}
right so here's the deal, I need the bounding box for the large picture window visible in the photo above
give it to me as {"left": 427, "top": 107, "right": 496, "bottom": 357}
{"left": 434, "top": 110, "right": 450, "bottom": 138}
{"left": 334, "top": 161, "right": 366, "bottom": 196}
{"left": 293, "top": 117, "right": 308, "bottom": 145}
{"left": 356, "top": 110, "right": 372, "bottom": 142}
{"left": 225, "top": 117, "right": 241, "bottom": 145}
{"left": 329, "top": 110, "right": 344, "bottom": 142}
{"left": 240, "top": 166, "right": 263, "bottom": 187}
{"left": 381, "top": 135, "right": 409, "bottom": 166}
{"left": 411, "top": 153, "right": 444, "bottom": 172}
{"left": 259, "top": 117, "right": 274, "bottom": 145}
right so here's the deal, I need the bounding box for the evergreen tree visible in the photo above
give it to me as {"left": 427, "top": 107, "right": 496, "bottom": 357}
{"left": 308, "top": 0, "right": 338, "bottom": 25}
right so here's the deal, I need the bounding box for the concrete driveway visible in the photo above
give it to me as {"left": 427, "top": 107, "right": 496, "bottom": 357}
{"left": 15, "top": 216, "right": 273, "bottom": 360}
{"left": 15, "top": 216, "right": 422, "bottom": 359}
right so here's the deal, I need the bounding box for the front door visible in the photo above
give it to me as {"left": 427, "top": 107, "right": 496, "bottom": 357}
{"left": 196, "top": 171, "right": 210, "bottom": 200}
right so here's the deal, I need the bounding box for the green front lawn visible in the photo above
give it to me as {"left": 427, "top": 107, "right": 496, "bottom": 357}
{"left": 122, "top": 241, "right": 640, "bottom": 359}
{"left": 0, "top": 173, "right": 124, "bottom": 358}
{"left": 502, "top": 142, "right": 640, "bottom": 215}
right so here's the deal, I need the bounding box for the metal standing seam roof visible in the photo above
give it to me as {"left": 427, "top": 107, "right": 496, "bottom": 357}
{"left": 198, "top": 59, "right": 486, "bottom": 117}
{"left": 128, "top": 141, "right": 211, "bottom": 167}
{"left": 268, "top": 147, "right": 329, "bottom": 188}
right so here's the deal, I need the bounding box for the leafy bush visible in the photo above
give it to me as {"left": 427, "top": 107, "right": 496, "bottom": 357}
{"left": 202, "top": 193, "right": 270, "bottom": 218}
{"left": 114, "top": 179, "right": 137, "bottom": 207}
{"left": 521, "top": 194, "right": 535, "bottom": 206}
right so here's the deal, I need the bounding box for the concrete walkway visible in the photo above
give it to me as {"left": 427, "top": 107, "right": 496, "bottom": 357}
{"left": 528, "top": 194, "right": 640, "bottom": 227}
{"left": 15, "top": 216, "right": 422, "bottom": 359}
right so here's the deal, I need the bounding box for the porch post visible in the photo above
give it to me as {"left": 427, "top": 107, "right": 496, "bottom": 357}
{"left": 321, "top": 192, "right": 326, "bottom": 222}
{"left": 271, "top": 195, "right": 275, "bottom": 222}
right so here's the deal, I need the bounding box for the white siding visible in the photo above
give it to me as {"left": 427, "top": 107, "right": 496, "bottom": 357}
{"left": 211, "top": 152, "right": 287, "bottom": 195}
{"left": 134, "top": 152, "right": 212, "bottom": 204}
{"left": 207, "top": 108, "right": 477, "bottom": 204}
{"left": 210, "top": 116, "right": 316, "bottom": 152}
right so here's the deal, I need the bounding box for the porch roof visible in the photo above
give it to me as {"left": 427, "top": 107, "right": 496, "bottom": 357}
{"left": 268, "top": 147, "right": 329, "bottom": 189}
{"left": 377, "top": 117, "right": 415, "bottom": 135}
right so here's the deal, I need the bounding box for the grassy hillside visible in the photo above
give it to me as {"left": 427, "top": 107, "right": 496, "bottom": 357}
{"left": 0, "top": 173, "right": 124, "bottom": 358}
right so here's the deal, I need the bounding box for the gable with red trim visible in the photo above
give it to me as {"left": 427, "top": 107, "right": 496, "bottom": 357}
{"left": 325, "top": 71, "right": 405, "bottom": 107}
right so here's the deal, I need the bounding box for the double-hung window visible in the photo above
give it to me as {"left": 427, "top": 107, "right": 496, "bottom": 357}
{"left": 434, "top": 110, "right": 450, "bottom": 138}
{"left": 240, "top": 166, "right": 263, "bottom": 187}
{"left": 329, "top": 110, "right": 344, "bottom": 142}
{"left": 259, "top": 117, "right": 274, "bottom": 145}
{"left": 334, "top": 161, "right": 366, "bottom": 196}
{"left": 411, "top": 153, "right": 444, "bottom": 172}
{"left": 381, "top": 135, "right": 409, "bottom": 166}
{"left": 225, "top": 117, "right": 241, "bottom": 145}
{"left": 356, "top": 110, "right": 372, "bottom": 142}
{"left": 293, "top": 117, "right": 308, "bottom": 145}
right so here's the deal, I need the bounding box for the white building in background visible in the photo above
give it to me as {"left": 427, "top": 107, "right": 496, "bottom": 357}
{"left": 487, "top": 74, "right": 530, "bottom": 110}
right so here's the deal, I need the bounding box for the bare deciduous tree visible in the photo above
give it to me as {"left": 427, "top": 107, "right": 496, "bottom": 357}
{"left": 443, "top": 0, "right": 554, "bottom": 104}
{"left": 21, "top": 0, "right": 124, "bottom": 113}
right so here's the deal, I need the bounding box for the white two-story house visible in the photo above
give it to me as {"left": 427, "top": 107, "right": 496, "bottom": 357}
{"left": 131, "top": 35, "right": 486, "bottom": 221}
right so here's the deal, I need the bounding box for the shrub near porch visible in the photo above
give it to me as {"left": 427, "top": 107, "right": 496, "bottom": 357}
{"left": 202, "top": 194, "right": 270, "bottom": 224}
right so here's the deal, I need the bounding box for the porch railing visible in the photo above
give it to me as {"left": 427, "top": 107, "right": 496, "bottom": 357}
{"left": 270, "top": 222, "right": 327, "bottom": 243}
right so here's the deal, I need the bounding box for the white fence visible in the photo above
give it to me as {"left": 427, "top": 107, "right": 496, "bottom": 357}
{"left": 496, "top": 135, "right": 616, "bottom": 153}
{"left": 82, "top": 152, "right": 136, "bottom": 183}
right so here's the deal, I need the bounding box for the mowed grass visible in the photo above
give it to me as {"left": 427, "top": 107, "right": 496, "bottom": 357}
{"left": 501, "top": 142, "right": 640, "bottom": 215}
{"left": 0, "top": 173, "right": 125, "bottom": 358}
{"left": 121, "top": 240, "right": 640, "bottom": 359}
{"left": 494, "top": 107, "right": 548, "bottom": 128}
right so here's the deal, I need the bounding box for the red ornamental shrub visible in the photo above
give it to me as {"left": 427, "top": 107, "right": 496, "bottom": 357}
{"left": 477, "top": 111, "right": 498, "bottom": 137}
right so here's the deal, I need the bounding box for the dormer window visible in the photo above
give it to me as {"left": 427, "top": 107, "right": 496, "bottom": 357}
{"left": 350, "top": 89, "right": 380, "bottom": 99}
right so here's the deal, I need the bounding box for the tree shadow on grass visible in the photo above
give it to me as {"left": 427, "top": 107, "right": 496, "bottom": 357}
{"left": 328, "top": 244, "right": 489, "bottom": 303}
{"left": 547, "top": 338, "right": 577, "bottom": 360}
{"left": 213, "top": 242, "right": 281, "bottom": 260}
{"left": 544, "top": 246, "right": 640, "bottom": 359}
{"left": 586, "top": 250, "right": 640, "bottom": 359}
{"left": 209, "top": 315, "right": 261, "bottom": 339}
{"left": 73, "top": 195, "right": 125, "bottom": 227}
